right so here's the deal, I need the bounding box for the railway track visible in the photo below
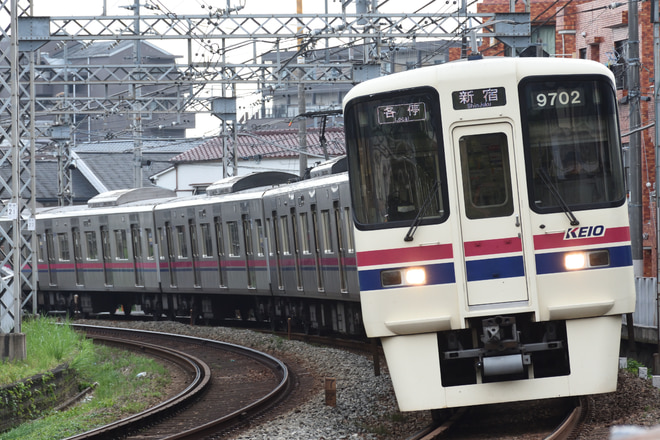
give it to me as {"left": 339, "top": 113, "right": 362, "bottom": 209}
{"left": 65, "top": 324, "right": 291, "bottom": 440}
{"left": 407, "top": 396, "right": 588, "bottom": 440}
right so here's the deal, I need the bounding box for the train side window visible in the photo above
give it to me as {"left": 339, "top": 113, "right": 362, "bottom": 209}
{"left": 157, "top": 227, "right": 166, "bottom": 260}
{"left": 176, "top": 225, "right": 188, "bottom": 258}
{"left": 227, "top": 221, "right": 241, "bottom": 257}
{"left": 37, "top": 234, "right": 45, "bottom": 262}
{"left": 321, "top": 210, "right": 333, "bottom": 254}
{"left": 85, "top": 231, "right": 98, "bottom": 261}
{"left": 279, "top": 216, "right": 290, "bottom": 255}
{"left": 114, "top": 229, "right": 128, "bottom": 260}
{"left": 131, "top": 225, "right": 143, "bottom": 259}
{"left": 189, "top": 220, "right": 199, "bottom": 258}
{"left": 270, "top": 213, "right": 284, "bottom": 290}
{"left": 214, "top": 218, "right": 225, "bottom": 257}
{"left": 214, "top": 217, "right": 226, "bottom": 288}
{"left": 200, "top": 223, "right": 213, "bottom": 257}
{"left": 343, "top": 207, "right": 355, "bottom": 253}
{"left": 311, "top": 205, "right": 324, "bottom": 292}
{"left": 299, "top": 213, "right": 311, "bottom": 255}
{"left": 57, "top": 233, "right": 70, "bottom": 261}
{"left": 255, "top": 219, "right": 265, "bottom": 256}
{"left": 145, "top": 228, "right": 155, "bottom": 260}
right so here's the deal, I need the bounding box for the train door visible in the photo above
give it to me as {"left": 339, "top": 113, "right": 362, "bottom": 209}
{"left": 452, "top": 123, "right": 528, "bottom": 306}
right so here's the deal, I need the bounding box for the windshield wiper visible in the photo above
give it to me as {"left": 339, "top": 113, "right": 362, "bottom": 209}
{"left": 537, "top": 168, "right": 579, "bottom": 226}
{"left": 404, "top": 181, "right": 440, "bottom": 242}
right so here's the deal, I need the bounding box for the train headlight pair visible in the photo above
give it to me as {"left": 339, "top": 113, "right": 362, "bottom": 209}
{"left": 381, "top": 267, "right": 427, "bottom": 287}
{"left": 564, "top": 249, "right": 610, "bottom": 270}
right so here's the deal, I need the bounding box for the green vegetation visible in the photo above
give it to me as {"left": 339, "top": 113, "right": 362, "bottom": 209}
{"left": 625, "top": 358, "right": 650, "bottom": 377}
{"left": 0, "top": 317, "right": 171, "bottom": 440}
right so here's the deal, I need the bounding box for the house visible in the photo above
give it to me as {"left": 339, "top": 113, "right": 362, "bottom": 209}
{"left": 150, "top": 127, "right": 346, "bottom": 195}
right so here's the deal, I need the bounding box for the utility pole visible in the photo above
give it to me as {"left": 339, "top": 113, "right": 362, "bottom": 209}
{"left": 653, "top": 0, "right": 660, "bottom": 371}
{"left": 297, "top": 0, "right": 307, "bottom": 178}
{"left": 132, "top": 0, "right": 143, "bottom": 188}
{"left": 627, "top": 0, "right": 641, "bottom": 355}
{"left": 628, "top": 0, "right": 642, "bottom": 277}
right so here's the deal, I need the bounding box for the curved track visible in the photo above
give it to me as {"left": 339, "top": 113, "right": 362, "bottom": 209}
{"left": 64, "top": 324, "right": 291, "bottom": 440}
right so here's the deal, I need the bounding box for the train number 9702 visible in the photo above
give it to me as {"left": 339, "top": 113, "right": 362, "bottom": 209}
{"left": 534, "top": 90, "right": 582, "bottom": 108}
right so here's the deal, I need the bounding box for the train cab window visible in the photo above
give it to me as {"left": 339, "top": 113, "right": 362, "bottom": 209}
{"left": 459, "top": 132, "right": 513, "bottom": 219}
{"left": 344, "top": 87, "right": 448, "bottom": 229}
{"left": 520, "top": 76, "right": 625, "bottom": 211}
{"left": 85, "top": 231, "right": 98, "bottom": 261}
{"left": 114, "top": 230, "right": 128, "bottom": 260}
{"left": 200, "top": 223, "right": 213, "bottom": 257}
{"left": 57, "top": 233, "right": 70, "bottom": 261}
{"left": 227, "top": 221, "right": 241, "bottom": 257}
{"left": 176, "top": 225, "right": 188, "bottom": 258}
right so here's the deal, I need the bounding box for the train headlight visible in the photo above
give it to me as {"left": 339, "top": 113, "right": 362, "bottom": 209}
{"left": 564, "top": 249, "right": 610, "bottom": 271}
{"left": 405, "top": 268, "right": 426, "bottom": 285}
{"left": 381, "top": 267, "right": 427, "bottom": 287}
{"left": 564, "top": 252, "right": 586, "bottom": 270}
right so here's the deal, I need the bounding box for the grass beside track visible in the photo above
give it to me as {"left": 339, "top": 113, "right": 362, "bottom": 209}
{"left": 0, "top": 317, "right": 171, "bottom": 440}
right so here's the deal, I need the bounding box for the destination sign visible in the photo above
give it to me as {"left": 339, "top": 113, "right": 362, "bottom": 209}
{"left": 377, "top": 102, "right": 427, "bottom": 125}
{"left": 452, "top": 87, "right": 506, "bottom": 110}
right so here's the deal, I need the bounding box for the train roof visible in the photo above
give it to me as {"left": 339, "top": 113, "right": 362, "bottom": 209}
{"left": 87, "top": 187, "right": 177, "bottom": 208}
{"left": 262, "top": 171, "right": 348, "bottom": 198}
{"left": 342, "top": 57, "right": 614, "bottom": 105}
{"left": 205, "top": 171, "right": 298, "bottom": 196}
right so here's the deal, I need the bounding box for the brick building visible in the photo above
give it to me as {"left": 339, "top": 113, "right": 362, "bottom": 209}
{"left": 450, "top": 0, "right": 658, "bottom": 277}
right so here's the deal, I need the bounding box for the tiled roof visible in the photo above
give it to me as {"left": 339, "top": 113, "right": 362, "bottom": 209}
{"left": 171, "top": 127, "right": 345, "bottom": 163}
{"left": 0, "top": 161, "right": 98, "bottom": 205}
{"left": 74, "top": 139, "right": 205, "bottom": 154}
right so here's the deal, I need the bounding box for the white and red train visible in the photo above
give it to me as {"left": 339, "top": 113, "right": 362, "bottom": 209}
{"left": 34, "top": 55, "right": 635, "bottom": 413}
{"left": 342, "top": 56, "right": 635, "bottom": 411}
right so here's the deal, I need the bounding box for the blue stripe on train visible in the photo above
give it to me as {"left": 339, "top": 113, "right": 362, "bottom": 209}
{"left": 358, "top": 262, "right": 455, "bottom": 291}
{"left": 465, "top": 255, "right": 524, "bottom": 282}
{"left": 535, "top": 245, "right": 632, "bottom": 275}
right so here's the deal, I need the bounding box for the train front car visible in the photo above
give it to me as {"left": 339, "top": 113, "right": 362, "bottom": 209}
{"left": 343, "top": 57, "right": 635, "bottom": 411}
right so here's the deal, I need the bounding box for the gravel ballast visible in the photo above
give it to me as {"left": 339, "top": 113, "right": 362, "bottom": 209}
{"left": 75, "top": 320, "right": 660, "bottom": 439}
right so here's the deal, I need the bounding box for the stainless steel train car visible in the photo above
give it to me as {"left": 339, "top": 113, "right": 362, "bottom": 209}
{"left": 35, "top": 167, "right": 362, "bottom": 335}
{"left": 342, "top": 56, "right": 636, "bottom": 411}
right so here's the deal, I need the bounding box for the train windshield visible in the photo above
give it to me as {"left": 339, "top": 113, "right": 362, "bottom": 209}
{"left": 521, "top": 76, "right": 625, "bottom": 212}
{"left": 344, "top": 87, "right": 447, "bottom": 229}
